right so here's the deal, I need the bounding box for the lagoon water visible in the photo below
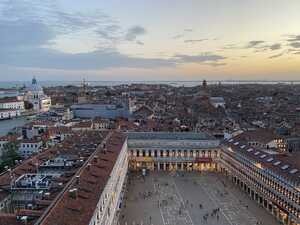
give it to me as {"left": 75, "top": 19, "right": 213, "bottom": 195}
{"left": 0, "top": 117, "right": 28, "bottom": 136}
{"left": 1, "top": 80, "right": 300, "bottom": 89}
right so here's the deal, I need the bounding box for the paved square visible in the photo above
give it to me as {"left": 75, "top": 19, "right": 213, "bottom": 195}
{"left": 119, "top": 171, "right": 279, "bottom": 225}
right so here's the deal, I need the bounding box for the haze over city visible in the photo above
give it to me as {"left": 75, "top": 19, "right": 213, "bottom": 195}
{"left": 1, "top": 0, "right": 300, "bottom": 82}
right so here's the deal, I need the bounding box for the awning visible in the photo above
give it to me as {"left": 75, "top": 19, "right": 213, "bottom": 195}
{"left": 195, "top": 157, "right": 212, "bottom": 163}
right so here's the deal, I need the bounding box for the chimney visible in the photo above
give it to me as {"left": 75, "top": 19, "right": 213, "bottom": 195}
{"left": 68, "top": 188, "right": 78, "bottom": 199}
{"left": 75, "top": 175, "right": 80, "bottom": 185}
{"left": 87, "top": 163, "right": 91, "bottom": 171}
{"left": 103, "top": 143, "right": 107, "bottom": 154}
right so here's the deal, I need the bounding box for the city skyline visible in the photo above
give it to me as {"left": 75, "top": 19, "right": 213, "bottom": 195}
{"left": 1, "top": 0, "right": 300, "bottom": 81}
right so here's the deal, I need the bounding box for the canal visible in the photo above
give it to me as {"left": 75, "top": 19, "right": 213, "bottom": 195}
{"left": 0, "top": 117, "right": 29, "bottom": 136}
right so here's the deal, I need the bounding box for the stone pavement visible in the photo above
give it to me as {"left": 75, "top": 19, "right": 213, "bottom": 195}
{"left": 119, "top": 171, "right": 280, "bottom": 225}
{"left": 153, "top": 178, "right": 193, "bottom": 225}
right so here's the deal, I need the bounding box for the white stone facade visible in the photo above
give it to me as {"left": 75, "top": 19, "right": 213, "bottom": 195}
{"left": 0, "top": 100, "right": 24, "bottom": 111}
{"left": 24, "top": 77, "right": 51, "bottom": 113}
{"left": 0, "top": 109, "right": 21, "bottom": 120}
{"left": 18, "top": 140, "right": 43, "bottom": 158}
{"left": 89, "top": 139, "right": 128, "bottom": 225}
{"left": 220, "top": 146, "right": 300, "bottom": 225}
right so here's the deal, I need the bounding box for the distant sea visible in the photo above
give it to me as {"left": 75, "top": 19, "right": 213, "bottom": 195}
{"left": 1, "top": 80, "right": 300, "bottom": 88}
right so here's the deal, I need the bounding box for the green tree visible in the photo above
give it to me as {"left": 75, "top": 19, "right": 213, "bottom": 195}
{"left": 0, "top": 142, "right": 21, "bottom": 172}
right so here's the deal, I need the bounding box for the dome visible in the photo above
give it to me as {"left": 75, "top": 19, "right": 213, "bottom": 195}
{"left": 26, "top": 77, "right": 43, "bottom": 92}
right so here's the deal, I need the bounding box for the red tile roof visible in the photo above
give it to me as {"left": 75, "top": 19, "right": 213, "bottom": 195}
{"left": 0, "top": 130, "right": 109, "bottom": 225}
{"left": 38, "top": 132, "right": 126, "bottom": 225}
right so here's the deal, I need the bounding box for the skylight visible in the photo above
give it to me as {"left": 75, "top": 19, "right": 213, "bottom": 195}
{"left": 273, "top": 161, "right": 281, "bottom": 166}
{"left": 281, "top": 165, "right": 289, "bottom": 170}
{"left": 260, "top": 154, "right": 267, "bottom": 158}
{"left": 289, "top": 169, "right": 298, "bottom": 174}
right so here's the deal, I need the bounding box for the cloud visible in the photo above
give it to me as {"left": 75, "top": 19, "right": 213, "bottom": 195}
{"left": 269, "top": 52, "right": 285, "bottom": 59}
{"left": 222, "top": 44, "right": 239, "bottom": 50}
{"left": 255, "top": 43, "right": 282, "bottom": 52}
{"left": 0, "top": 1, "right": 113, "bottom": 35}
{"left": 184, "top": 39, "right": 208, "bottom": 43}
{"left": 174, "top": 53, "right": 226, "bottom": 64}
{"left": 268, "top": 43, "right": 281, "bottom": 51}
{"left": 0, "top": 1, "right": 163, "bottom": 71}
{"left": 125, "top": 26, "right": 146, "bottom": 41}
{"left": 172, "top": 29, "right": 193, "bottom": 40}
{"left": 204, "top": 62, "right": 227, "bottom": 67}
{"left": 95, "top": 24, "right": 123, "bottom": 46}
{"left": 172, "top": 34, "right": 184, "bottom": 39}
{"left": 0, "top": 47, "right": 176, "bottom": 70}
{"left": 136, "top": 41, "right": 144, "bottom": 45}
{"left": 290, "top": 42, "right": 300, "bottom": 49}
{"left": 285, "top": 35, "right": 300, "bottom": 51}
{"left": 0, "top": 0, "right": 227, "bottom": 74}
{"left": 287, "top": 35, "right": 300, "bottom": 42}
{"left": 223, "top": 41, "right": 281, "bottom": 52}
{"left": 246, "top": 40, "right": 265, "bottom": 48}
{"left": 0, "top": 20, "right": 54, "bottom": 48}
{"left": 1, "top": 45, "right": 227, "bottom": 69}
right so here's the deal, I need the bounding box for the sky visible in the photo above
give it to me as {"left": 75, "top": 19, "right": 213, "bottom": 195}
{"left": 0, "top": 0, "right": 300, "bottom": 81}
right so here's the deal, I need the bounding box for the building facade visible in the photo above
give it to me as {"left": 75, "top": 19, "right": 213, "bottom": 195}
{"left": 0, "top": 97, "right": 24, "bottom": 120}
{"left": 127, "top": 132, "right": 220, "bottom": 172}
{"left": 127, "top": 131, "right": 299, "bottom": 225}
{"left": 220, "top": 139, "right": 300, "bottom": 225}
{"left": 71, "top": 103, "right": 130, "bottom": 119}
{"left": 0, "top": 98, "right": 24, "bottom": 111}
{"left": 18, "top": 139, "right": 43, "bottom": 158}
{"left": 89, "top": 138, "right": 128, "bottom": 225}
{"left": 0, "top": 109, "right": 21, "bottom": 120}
{"left": 24, "top": 77, "right": 51, "bottom": 113}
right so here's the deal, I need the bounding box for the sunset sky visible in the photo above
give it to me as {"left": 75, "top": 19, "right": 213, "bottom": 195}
{"left": 1, "top": 0, "right": 300, "bottom": 81}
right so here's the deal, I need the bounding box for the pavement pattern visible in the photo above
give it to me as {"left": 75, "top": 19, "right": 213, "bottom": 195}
{"left": 153, "top": 178, "right": 194, "bottom": 225}
{"left": 119, "top": 171, "right": 279, "bottom": 225}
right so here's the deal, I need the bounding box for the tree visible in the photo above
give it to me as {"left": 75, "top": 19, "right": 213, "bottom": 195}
{"left": 0, "top": 142, "right": 21, "bottom": 173}
{"left": 24, "top": 101, "right": 33, "bottom": 110}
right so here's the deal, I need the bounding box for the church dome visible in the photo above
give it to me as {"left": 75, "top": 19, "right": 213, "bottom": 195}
{"left": 26, "top": 77, "right": 43, "bottom": 92}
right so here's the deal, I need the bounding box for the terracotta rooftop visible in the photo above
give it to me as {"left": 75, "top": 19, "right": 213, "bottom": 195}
{"left": 224, "top": 138, "right": 300, "bottom": 185}
{"left": 233, "top": 129, "right": 281, "bottom": 144}
{"left": 37, "top": 132, "right": 126, "bottom": 225}
{"left": 0, "top": 97, "right": 22, "bottom": 104}
{"left": 71, "top": 121, "right": 93, "bottom": 129}
{"left": 0, "top": 130, "right": 109, "bottom": 225}
{"left": 0, "top": 134, "right": 19, "bottom": 142}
